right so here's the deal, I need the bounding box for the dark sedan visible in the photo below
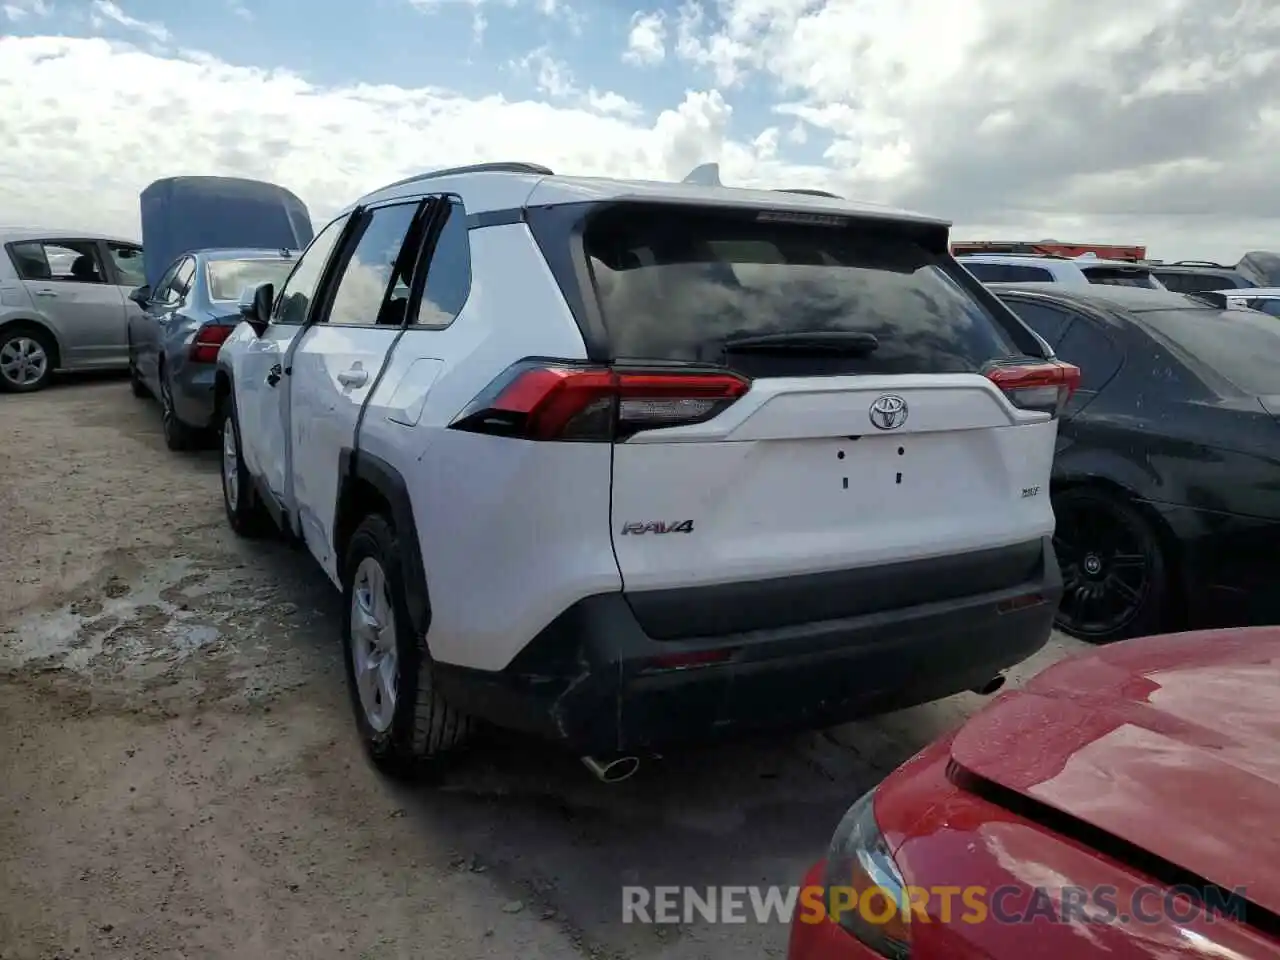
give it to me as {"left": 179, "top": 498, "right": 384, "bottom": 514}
{"left": 126, "top": 249, "right": 295, "bottom": 449}
{"left": 988, "top": 282, "right": 1280, "bottom": 641}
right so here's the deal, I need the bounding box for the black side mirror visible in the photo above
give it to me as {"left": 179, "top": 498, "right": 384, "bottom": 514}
{"left": 249, "top": 282, "right": 274, "bottom": 335}
{"left": 128, "top": 285, "right": 151, "bottom": 307}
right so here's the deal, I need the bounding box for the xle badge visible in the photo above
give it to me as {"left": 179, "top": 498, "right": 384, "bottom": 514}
{"left": 620, "top": 520, "right": 695, "bottom": 535}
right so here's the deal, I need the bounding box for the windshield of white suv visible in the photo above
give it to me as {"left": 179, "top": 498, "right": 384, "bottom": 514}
{"left": 207, "top": 258, "right": 295, "bottom": 301}
{"left": 583, "top": 206, "right": 1021, "bottom": 377}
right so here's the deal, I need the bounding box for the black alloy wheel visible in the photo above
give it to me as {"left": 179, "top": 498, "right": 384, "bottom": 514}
{"left": 1051, "top": 486, "right": 1168, "bottom": 643}
{"left": 159, "top": 369, "right": 194, "bottom": 451}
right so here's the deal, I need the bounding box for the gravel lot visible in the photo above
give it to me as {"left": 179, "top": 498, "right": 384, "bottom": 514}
{"left": 0, "top": 376, "right": 1086, "bottom": 960}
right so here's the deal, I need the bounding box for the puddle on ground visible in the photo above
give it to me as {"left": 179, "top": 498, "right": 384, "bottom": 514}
{"left": 0, "top": 556, "right": 269, "bottom": 675}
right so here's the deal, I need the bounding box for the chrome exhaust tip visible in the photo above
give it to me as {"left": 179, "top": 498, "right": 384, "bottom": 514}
{"left": 581, "top": 754, "right": 641, "bottom": 783}
{"left": 970, "top": 675, "right": 1007, "bottom": 696}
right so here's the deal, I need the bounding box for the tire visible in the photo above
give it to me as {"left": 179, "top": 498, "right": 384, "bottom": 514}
{"left": 219, "top": 401, "right": 272, "bottom": 538}
{"left": 0, "top": 324, "right": 55, "bottom": 393}
{"left": 158, "top": 364, "right": 195, "bottom": 451}
{"left": 1052, "top": 486, "right": 1169, "bottom": 643}
{"left": 341, "top": 514, "right": 470, "bottom": 777}
{"left": 128, "top": 344, "right": 149, "bottom": 398}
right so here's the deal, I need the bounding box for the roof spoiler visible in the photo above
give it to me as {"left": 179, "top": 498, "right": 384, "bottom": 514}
{"left": 681, "top": 163, "right": 722, "bottom": 186}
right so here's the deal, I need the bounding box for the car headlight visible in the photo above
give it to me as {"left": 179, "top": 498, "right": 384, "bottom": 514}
{"left": 822, "top": 787, "right": 911, "bottom": 959}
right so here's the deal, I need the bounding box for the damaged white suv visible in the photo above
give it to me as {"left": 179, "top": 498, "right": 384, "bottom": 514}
{"left": 213, "top": 163, "right": 1077, "bottom": 780}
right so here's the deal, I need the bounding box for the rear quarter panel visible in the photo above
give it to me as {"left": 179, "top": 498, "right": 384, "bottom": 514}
{"left": 358, "top": 221, "right": 621, "bottom": 672}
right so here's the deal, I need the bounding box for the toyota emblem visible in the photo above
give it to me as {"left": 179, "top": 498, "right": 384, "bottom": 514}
{"left": 868, "top": 394, "right": 908, "bottom": 430}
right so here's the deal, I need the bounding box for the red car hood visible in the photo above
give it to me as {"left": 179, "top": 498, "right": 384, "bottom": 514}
{"left": 950, "top": 627, "right": 1280, "bottom": 915}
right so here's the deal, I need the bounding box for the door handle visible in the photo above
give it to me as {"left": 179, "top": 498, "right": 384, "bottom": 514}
{"left": 266, "top": 363, "right": 282, "bottom": 387}
{"left": 337, "top": 367, "right": 368, "bottom": 388}
{"left": 33, "top": 289, "right": 57, "bottom": 298}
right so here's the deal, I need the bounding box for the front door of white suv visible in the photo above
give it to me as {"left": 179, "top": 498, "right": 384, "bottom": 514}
{"left": 287, "top": 198, "right": 429, "bottom": 582}
{"left": 239, "top": 213, "right": 351, "bottom": 506}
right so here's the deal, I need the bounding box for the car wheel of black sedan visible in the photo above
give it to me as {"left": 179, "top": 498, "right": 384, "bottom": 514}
{"left": 158, "top": 366, "right": 195, "bottom": 451}
{"left": 1052, "top": 486, "right": 1169, "bottom": 643}
{"left": 128, "top": 343, "right": 149, "bottom": 398}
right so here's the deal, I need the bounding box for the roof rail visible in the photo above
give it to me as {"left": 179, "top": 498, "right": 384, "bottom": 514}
{"left": 374, "top": 162, "right": 554, "bottom": 194}
{"left": 1172, "top": 259, "right": 1227, "bottom": 268}
{"left": 775, "top": 188, "right": 843, "bottom": 199}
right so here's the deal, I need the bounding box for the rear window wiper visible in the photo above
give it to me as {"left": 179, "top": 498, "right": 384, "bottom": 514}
{"left": 722, "top": 331, "right": 880, "bottom": 355}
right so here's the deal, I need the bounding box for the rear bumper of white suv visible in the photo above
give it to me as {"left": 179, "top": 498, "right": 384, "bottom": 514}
{"left": 433, "top": 536, "right": 1061, "bottom": 755}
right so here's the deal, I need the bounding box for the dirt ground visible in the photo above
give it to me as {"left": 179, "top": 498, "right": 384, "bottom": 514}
{"left": 0, "top": 376, "right": 1086, "bottom": 960}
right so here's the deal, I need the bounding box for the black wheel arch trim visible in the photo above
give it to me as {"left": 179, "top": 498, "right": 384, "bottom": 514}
{"left": 335, "top": 448, "right": 430, "bottom": 638}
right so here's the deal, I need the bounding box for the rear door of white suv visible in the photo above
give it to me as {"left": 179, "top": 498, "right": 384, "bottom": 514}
{"left": 287, "top": 198, "right": 433, "bottom": 581}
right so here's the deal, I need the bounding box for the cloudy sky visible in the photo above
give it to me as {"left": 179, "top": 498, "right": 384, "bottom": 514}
{"left": 1, "top": 0, "right": 1277, "bottom": 262}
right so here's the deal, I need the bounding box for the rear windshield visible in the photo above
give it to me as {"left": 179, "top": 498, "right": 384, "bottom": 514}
{"left": 583, "top": 207, "right": 1020, "bottom": 376}
{"left": 207, "top": 258, "right": 295, "bottom": 301}
{"left": 1154, "top": 271, "right": 1242, "bottom": 294}
{"left": 1140, "top": 307, "right": 1280, "bottom": 395}
{"left": 1081, "top": 266, "right": 1159, "bottom": 288}
{"left": 961, "top": 261, "right": 1055, "bottom": 283}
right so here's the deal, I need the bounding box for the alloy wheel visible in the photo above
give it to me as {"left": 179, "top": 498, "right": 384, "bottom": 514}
{"left": 221, "top": 417, "right": 239, "bottom": 512}
{"left": 349, "top": 557, "right": 399, "bottom": 733}
{"left": 0, "top": 336, "right": 48, "bottom": 388}
{"left": 160, "top": 377, "right": 176, "bottom": 438}
{"left": 1053, "top": 499, "right": 1152, "bottom": 639}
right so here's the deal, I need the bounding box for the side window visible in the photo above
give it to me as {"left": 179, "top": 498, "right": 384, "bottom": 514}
{"left": 171, "top": 258, "right": 196, "bottom": 301}
{"left": 960, "top": 261, "right": 1004, "bottom": 283}
{"left": 1001, "top": 298, "right": 1074, "bottom": 347}
{"left": 1002, "top": 264, "right": 1055, "bottom": 282}
{"left": 1055, "top": 317, "right": 1123, "bottom": 392}
{"left": 413, "top": 201, "right": 472, "bottom": 328}
{"left": 152, "top": 260, "right": 182, "bottom": 303}
{"left": 272, "top": 215, "right": 350, "bottom": 325}
{"left": 1172, "top": 273, "right": 1234, "bottom": 295}
{"left": 324, "top": 202, "right": 421, "bottom": 327}
{"left": 10, "top": 239, "right": 106, "bottom": 283}
{"left": 108, "top": 243, "right": 146, "bottom": 287}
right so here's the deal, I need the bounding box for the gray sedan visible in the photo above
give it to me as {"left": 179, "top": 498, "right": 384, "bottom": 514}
{"left": 0, "top": 228, "right": 145, "bottom": 392}
{"left": 127, "top": 249, "right": 295, "bottom": 450}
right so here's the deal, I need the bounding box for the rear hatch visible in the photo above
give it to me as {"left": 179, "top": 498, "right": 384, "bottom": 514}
{"left": 567, "top": 203, "right": 1073, "bottom": 636}
{"left": 139, "top": 176, "right": 314, "bottom": 288}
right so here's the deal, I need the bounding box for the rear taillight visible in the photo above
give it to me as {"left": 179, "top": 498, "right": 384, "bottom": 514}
{"left": 984, "top": 359, "right": 1081, "bottom": 416}
{"left": 188, "top": 324, "right": 233, "bottom": 364}
{"left": 449, "top": 361, "right": 750, "bottom": 441}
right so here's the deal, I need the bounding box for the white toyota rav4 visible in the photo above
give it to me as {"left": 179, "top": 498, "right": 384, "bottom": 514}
{"left": 211, "top": 163, "right": 1077, "bottom": 780}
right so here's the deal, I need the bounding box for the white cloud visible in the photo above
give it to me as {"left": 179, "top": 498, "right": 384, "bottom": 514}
{"left": 88, "top": 0, "right": 170, "bottom": 43}
{"left": 0, "top": 36, "right": 793, "bottom": 240}
{"left": 407, "top": 0, "right": 584, "bottom": 35}
{"left": 623, "top": 10, "right": 666, "bottom": 66}
{"left": 2, "top": 0, "right": 50, "bottom": 20}
{"left": 4, "top": 0, "right": 1280, "bottom": 264}
{"left": 509, "top": 46, "right": 643, "bottom": 118}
